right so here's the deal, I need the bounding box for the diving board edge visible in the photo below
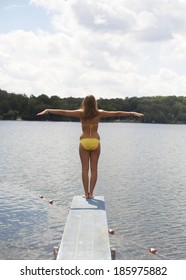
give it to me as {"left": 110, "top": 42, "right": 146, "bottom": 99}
{"left": 56, "top": 196, "right": 112, "bottom": 260}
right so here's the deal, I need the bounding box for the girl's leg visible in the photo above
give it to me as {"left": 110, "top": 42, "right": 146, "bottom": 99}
{"left": 89, "top": 145, "right": 100, "bottom": 198}
{"left": 79, "top": 144, "right": 90, "bottom": 198}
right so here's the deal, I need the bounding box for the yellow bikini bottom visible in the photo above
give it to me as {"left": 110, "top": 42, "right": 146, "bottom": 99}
{"left": 80, "top": 138, "right": 100, "bottom": 151}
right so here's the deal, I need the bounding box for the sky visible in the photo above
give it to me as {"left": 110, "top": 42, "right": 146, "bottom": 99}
{"left": 1, "top": 0, "right": 186, "bottom": 99}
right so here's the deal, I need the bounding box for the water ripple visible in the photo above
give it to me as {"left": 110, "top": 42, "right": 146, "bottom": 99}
{"left": 0, "top": 121, "right": 186, "bottom": 259}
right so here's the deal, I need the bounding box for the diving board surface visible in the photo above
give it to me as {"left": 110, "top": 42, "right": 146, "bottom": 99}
{"left": 57, "top": 196, "right": 111, "bottom": 260}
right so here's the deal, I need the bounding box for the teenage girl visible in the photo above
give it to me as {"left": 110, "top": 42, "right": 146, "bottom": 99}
{"left": 37, "top": 95, "right": 144, "bottom": 199}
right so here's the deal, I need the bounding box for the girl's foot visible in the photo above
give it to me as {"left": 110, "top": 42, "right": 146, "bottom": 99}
{"left": 88, "top": 193, "right": 94, "bottom": 199}
{"left": 82, "top": 194, "right": 89, "bottom": 199}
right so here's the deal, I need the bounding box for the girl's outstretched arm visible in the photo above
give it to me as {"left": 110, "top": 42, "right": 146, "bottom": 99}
{"left": 99, "top": 110, "right": 144, "bottom": 118}
{"left": 37, "top": 109, "right": 82, "bottom": 118}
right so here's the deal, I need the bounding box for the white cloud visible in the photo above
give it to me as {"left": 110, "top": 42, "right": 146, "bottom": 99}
{"left": 0, "top": 0, "right": 186, "bottom": 98}
{"left": 142, "top": 68, "right": 186, "bottom": 96}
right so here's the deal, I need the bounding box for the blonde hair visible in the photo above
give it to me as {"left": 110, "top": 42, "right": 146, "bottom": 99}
{"left": 81, "top": 95, "right": 99, "bottom": 119}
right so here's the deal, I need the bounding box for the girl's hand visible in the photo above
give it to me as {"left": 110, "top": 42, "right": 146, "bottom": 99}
{"left": 133, "top": 112, "right": 144, "bottom": 117}
{"left": 37, "top": 109, "right": 48, "bottom": 116}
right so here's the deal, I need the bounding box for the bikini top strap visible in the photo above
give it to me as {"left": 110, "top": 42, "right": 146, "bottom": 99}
{"left": 82, "top": 123, "right": 98, "bottom": 136}
{"left": 90, "top": 124, "right": 93, "bottom": 136}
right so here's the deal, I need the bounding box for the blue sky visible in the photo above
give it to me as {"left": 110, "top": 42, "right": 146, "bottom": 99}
{"left": 0, "top": 0, "right": 53, "bottom": 33}
{"left": 1, "top": 0, "right": 186, "bottom": 98}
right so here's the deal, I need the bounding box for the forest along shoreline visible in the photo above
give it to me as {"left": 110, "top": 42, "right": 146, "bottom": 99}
{"left": 0, "top": 89, "right": 186, "bottom": 124}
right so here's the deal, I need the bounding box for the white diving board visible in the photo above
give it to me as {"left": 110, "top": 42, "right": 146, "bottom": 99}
{"left": 57, "top": 196, "right": 111, "bottom": 260}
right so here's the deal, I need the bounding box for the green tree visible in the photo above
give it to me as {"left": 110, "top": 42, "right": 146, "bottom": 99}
{"left": 3, "top": 110, "right": 19, "bottom": 120}
{"left": 1, "top": 88, "right": 186, "bottom": 123}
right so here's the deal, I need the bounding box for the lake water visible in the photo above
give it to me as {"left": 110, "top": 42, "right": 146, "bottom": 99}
{"left": 0, "top": 121, "right": 186, "bottom": 260}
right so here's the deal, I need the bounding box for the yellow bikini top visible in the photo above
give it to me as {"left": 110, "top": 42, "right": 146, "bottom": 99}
{"left": 82, "top": 124, "right": 98, "bottom": 136}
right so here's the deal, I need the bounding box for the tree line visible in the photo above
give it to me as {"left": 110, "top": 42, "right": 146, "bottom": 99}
{"left": 0, "top": 89, "right": 186, "bottom": 123}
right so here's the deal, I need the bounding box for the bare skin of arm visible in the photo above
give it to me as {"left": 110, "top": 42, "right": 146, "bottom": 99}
{"left": 37, "top": 109, "right": 144, "bottom": 118}
{"left": 37, "top": 109, "right": 82, "bottom": 118}
{"left": 99, "top": 110, "right": 144, "bottom": 118}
